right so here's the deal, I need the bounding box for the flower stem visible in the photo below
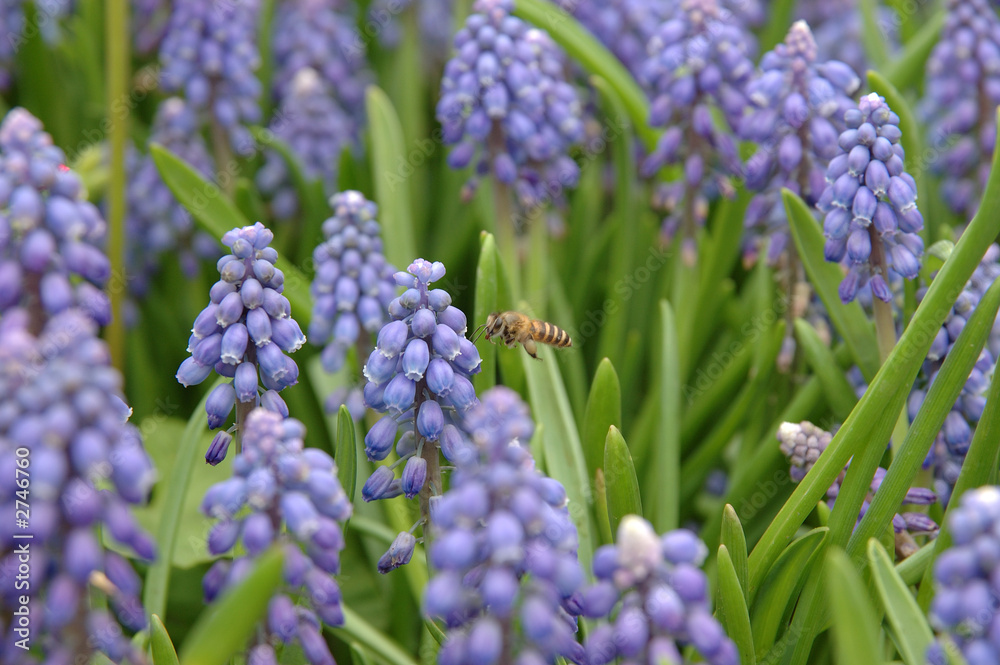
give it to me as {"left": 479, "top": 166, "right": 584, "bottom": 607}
{"left": 105, "top": 0, "right": 129, "bottom": 373}
{"left": 492, "top": 178, "right": 521, "bottom": 299}
{"left": 869, "top": 226, "right": 909, "bottom": 453}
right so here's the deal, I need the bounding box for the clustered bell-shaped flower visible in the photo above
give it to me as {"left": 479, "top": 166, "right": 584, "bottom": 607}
{"left": 201, "top": 408, "right": 352, "bottom": 665}
{"left": 176, "top": 222, "right": 305, "bottom": 464}
{"left": 437, "top": 0, "right": 585, "bottom": 211}
{"left": 928, "top": 486, "right": 1000, "bottom": 665}
{"left": 0, "top": 108, "right": 111, "bottom": 329}
{"left": 310, "top": 191, "right": 397, "bottom": 419}
{"left": 361, "top": 259, "right": 481, "bottom": 502}
{"left": 578, "top": 516, "right": 738, "bottom": 665}
{"left": 909, "top": 245, "right": 1000, "bottom": 505}
{"left": 817, "top": 92, "right": 924, "bottom": 304}
{"left": 159, "top": 0, "right": 262, "bottom": 156}
{"left": 741, "top": 21, "right": 860, "bottom": 267}
{"left": 920, "top": 0, "right": 1000, "bottom": 218}
{"left": 0, "top": 308, "right": 156, "bottom": 663}
{"left": 256, "top": 69, "right": 358, "bottom": 220}
{"left": 777, "top": 421, "right": 938, "bottom": 547}
{"left": 640, "top": 0, "right": 754, "bottom": 258}
{"left": 126, "top": 97, "right": 219, "bottom": 297}
{"left": 424, "top": 387, "right": 586, "bottom": 665}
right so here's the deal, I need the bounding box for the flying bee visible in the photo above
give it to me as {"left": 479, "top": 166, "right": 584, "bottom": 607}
{"left": 472, "top": 311, "right": 572, "bottom": 360}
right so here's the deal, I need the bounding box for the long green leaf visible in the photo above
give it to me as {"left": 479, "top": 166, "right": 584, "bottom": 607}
{"left": 721, "top": 504, "right": 749, "bottom": 607}
{"left": 365, "top": 85, "right": 417, "bottom": 269}
{"left": 784, "top": 189, "right": 880, "bottom": 379}
{"left": 717, "top": 546, "right": 756, "bottom": 665}
{"left": 474, "top": 232, "right": 499, "bottom": 393}
{"left": 881, "top": 9, "right": 946, "bottom": 92}
{"left": 337, "top": 405, "right": 358, "bottom": 509}
{"left": 826, "top": 548, "right": 883, "bottom": 665}
{"left": 896, "top": 540, "right": 934, "bottom": 586}
{"left": 583, "top": 358, "right": 622, "bottom": 482}
{"left": 604, "top": 425, "right": 642, "bottom": 534}
{"left": 143, "top": 376, "right": 226, "bottom": 621}
{"left": 868, "top": 539, "right": 933, "bottom": 665}
{"left": 179, "top": 546, "right": 284, "bottom": 665}
{"left": 858, "top": 0, "right": 889, "bottom": 70}
{"left": 150, "top": 143, "right": 249, "bottom": 236}
{"left": 331, "top": 605, "right": 421, "bottom": 665}
{"left": 651, "top": 301, "right": 680, "bottom": 532}
{"left": 150, "top": 615, "right": 180, "bottom": 665}
{"left": 250, "top": 126, "right": 326, "bottom": 228}
{"left": 512, "top": 0, "right": 656, "bottom": 150}
{"left": 794, "top": 319, "right": 857, "bottom": 421}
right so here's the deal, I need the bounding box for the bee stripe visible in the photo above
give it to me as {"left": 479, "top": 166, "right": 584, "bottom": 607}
{"left": 554, "top": 327, "right": 571, "bottom": 347}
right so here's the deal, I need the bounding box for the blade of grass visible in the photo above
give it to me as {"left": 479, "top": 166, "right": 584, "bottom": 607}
{"left": 868, "top": 539, "right": 934, "bottom": 665}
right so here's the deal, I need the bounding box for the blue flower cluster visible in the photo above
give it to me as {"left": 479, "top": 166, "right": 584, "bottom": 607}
{"left": 818, "top": 92, "right": 924, "bottom": 304}
{"left": 0, "top": 308, "right": 155, "bottom": 663}
{"left": 437, "top": 0, "right": 585, "bottom": 211}
{"left": 310, "top": 191, "right": 396, "bottom": 418}
{"left": 578, "top": 516, "right": 738, "bottom": 665}
{"left": 361, "top": 259, "right": 480, "bottom": 505}
{"left": 920, "top": 0, "right": 1000, "bottom": 218}
{"left": 909, "top": 245, "right": 1000, "bottom": 505}
{"left": 928, "top": 486, "right": 1000, "bottom": 665}
{"left": 176, "top": 222, "right": 305, "bottom": 464}
{"left": 256, "top": 69, "right": 357, "bottom": 220}
{"left": 639, "top": 0, "right": 754, "bottom": 258}
{"left": 0, "top": 2, "right": 23, "bottom": 91}
{"left": 742, "top": 21, "right": 860, "bottom": 267}
{"left": 201, "top": 408, "right": 351, "bottom": 665}
{"left": 777, "top": 421, "right": 938, "bottom": 542}
{"left": 0, "top": 107, "right": 111, "bottom": 329}
{"left": 127, "top": 97, "right": 219, "bottom": 296}
{"left": 424, "top": 387, "right": 586, "bottom": 665}
{"left": 159, "top": 0, "right": 262, "bottom": 156}
{"left": 132, "top": 0, "right": 170, "bottom": 55}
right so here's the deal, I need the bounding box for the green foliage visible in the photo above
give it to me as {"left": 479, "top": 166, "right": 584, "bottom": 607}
{"left": 603, "top": 426, "right": 642, "bottom": 533}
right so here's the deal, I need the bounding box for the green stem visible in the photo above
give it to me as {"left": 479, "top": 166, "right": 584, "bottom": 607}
{"left": 106, "top": 0, "right": 129, "bottom": 372}
{"left": 208, "top": 91, "right": 236, "bottom": 197}
{"left": 492, "top": 178, "right": 521, "bottom": 299}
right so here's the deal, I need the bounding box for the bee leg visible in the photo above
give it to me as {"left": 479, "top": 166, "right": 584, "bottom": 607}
{"left": 523, "top": 338, "right": 541, "bottom": 361}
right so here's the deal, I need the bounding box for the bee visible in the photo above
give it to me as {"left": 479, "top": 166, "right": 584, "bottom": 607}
{"left": 472, "top": 311, "right": 572, "bottom": 360}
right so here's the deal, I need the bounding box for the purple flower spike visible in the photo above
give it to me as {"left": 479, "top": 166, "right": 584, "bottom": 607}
{"left": 437, "top": 0, "right": 584, "bottom": 212}
{"left": 200, "top": 409, "right": 351, "bottom": 665}
{"left": 818, "top": 93, "right": 923, "bottom": 303}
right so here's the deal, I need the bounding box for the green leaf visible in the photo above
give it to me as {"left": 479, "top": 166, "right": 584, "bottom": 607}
{"left": 149, "top": 615, "right": 180, "bottom": 665}
{"left": 330, "top": 605, "right": 421, "bottom": 665}
{"left": 758, "top": 0, "right": 797, "bottom": 54}
{"left": 179, "top": 546, "right": 284, "bottom": 665}
{"left": 868, "top": 539, "right": 934, "bottom": 665}
{"left": 511, "top": 0, "right": 656, "bottom": 150}
{"left": 365, "top": 85, "right": 417, "bottom": 268}
{"left": 721, "top": 505, "right": 749, "bottom": 607}
{"left": 603, "top": 425, "right": 642, "bottom": 534}
{"left": 337, "top": 405, "right": 358, "bottom": 509}
{"left": 717, "top": 546, "right": 756, "bottom": 665}
{"left": 826, "top": 548, "right": 883, "bottom": 665}
{"left": 233, "top": 177, "right": 267, "bottom": 224}
{"left": 895, "top": 541, "right": 934, "bottom": 586}
{"left": 16, "top": 2, "right": 73, "bottom": 147}
{"left": 474, "top": 232, "right": 499, "bottom": 394}
{"left": 250, "top": 126, "right": 326, "bottom": 228}
{"left": 650, "top": 301, "right": 680, "bottom": 532}
{"left": 521, "top": 323, "right": 594, "bottom": 571}
{"left": 858, "top": 0, "right": 889, "bottom": 70}
{"left": 880, "top": 9, "right": 946, "bottom": 91}
{"left": 750, "top": 527, "right": 828, "bottom": 654}
{"left": 583, "top": 358, "right": 622, "bottom": 482}
{"left": 143, "top": 377, "right": 228, "bottom": 621}
{"left": 784, "top": 189, "right": 880, "bottom": 380}
{"left": 794, "top": 319, "right": 857, "bottom": 421}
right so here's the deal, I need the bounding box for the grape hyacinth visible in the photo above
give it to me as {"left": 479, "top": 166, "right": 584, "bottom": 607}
{"left": 741, "top": 21, "right": 860, "bottom": 267}
{"left": 126, "top": 97, "right": 219, "bottom": 297}
{"left": 272, "top": 0, "right": 368, "bottom": 126}
{"left": 0, "top": 107, "right": 112, "bottom": 331}
{"left": 927, "top": 486, "right": 1000, "bottom": 665}
{"left": 424, "top": 387, "right": 586, "bottom": 665}
{"left": 817, "top": 92, "right": 924, "bottom": 304}
{"left": 159, "top": 0, "right": 262, "bottom": 157}
{"left": 0, "top": 309, "right": 156, "bottom": 663}
{"left": 578, "top": 516, "right": 738, "bottom": 665}
{"left": 256, "top": 69, "right": 358, "bottom": 220}
{"left": 909, "top": 245, "right": 1000, "bottom": 506}
{"left": 361, "top": 259, "right": 480, "bottom": 509}
{"left": 132, "top": 0, "right": 170, "bottom": 55}
{"left": 309, "top": 191, "right": 396, "bottom": 418}
{"left": 437, "top": 0, "right": 585, "bottom": 212}
{"left": 777, "top": 421, "right": 938, "bottom": 554}
{"left": 176, "top": 222, "right": 305, "bottom": 464}
{"left": 920, "top": 0, "right": 1000, "bottom": 218}
{"left": 200, "top": 408, "right": 351, "bottom": 665}
{"left": 640, "top": 0, "right": 754, "bottom": 260}
{"left": 0, "top": 2, "right": 23, "bottom": 91}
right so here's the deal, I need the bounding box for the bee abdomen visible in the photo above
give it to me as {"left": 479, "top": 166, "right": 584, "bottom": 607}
{"left": 532, "top": 320, "right": 572, "bottom": 347}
